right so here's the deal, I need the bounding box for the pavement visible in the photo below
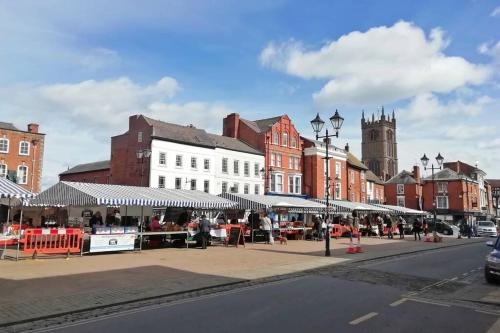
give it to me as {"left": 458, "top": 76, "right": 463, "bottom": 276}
{"left": 0, "top": 236, "right": 487, "bottom": 328}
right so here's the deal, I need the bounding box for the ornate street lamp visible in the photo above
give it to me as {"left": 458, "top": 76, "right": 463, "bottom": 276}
{"left": 421, "top": 152, "right": 444, "bottom": 238}
{"left": 311, "top": 110, "right": 344, "bottom": 257}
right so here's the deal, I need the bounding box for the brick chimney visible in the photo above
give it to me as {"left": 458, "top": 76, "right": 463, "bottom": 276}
{"left": 27, "top": 123, "right": 39, "bottom": 133}
{"left": 223, "top": 113, "right": 240, "bottom": 138}
{"left": 413, "top": 165, "right": 421, "bottom": 184}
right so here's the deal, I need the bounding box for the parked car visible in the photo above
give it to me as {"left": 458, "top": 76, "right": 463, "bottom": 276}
{"left": 424, "top": 218, "right": 454, "bottom": 235}
{"left": 485, "top": 236, "right": 500, "bottom": 284}
{"left": 476, "top": 221, "right": 498, "bottom": 237}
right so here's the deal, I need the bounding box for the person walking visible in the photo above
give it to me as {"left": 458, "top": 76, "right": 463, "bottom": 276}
{"left": 385, "top": 215, "right": 393, "bottom": 239}
{"left": 261, "top": 213, "right": 272, "bottom": 244}
{"left": 199, "top": 214, "right": 211, "bottom": 249}
{"left": 422, "top": 220, "right": 429, "bottom": 236}
{"left": 397, "top": 216, "right": 405, "bottom": 239}
{"left": 413, "top": 218, "right": 421, "bottom": 241}
{"left": 377, "top": 215, "right": 384, "bottom": 239}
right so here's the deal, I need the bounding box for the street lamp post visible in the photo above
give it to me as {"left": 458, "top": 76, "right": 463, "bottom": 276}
{"left": 260, "top": 166, "right": 274, "bottom": 194}
{"left": 136, "top": 148, "right": 152, "bottom": 186}
{"left": 311, "top": 110, "right": 344, "bottom": 257}
{"left": 420, "top": 153, "right": 444, "bottom": 238}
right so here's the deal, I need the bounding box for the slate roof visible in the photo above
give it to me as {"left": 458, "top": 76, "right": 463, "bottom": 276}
{"left": 386, "top": 170, "right": 417, "bottom": 184}
{"left": 0, "top": 122, "right": 20, "bottom": 131}
{"left": 347, "top": 152, "right": 369, "bottom": 170}
{"left": 143, "top": 116, "right": 263, "bottom": 155}
{"left": 486, "top": 179, "right": 500, "bottom": 188}
{"left": 423, "top": 168, "right": 474, "bottom": 182}
{"left": 365, "top": 170, "right": 385, "bottom": 185}
{"left": 60, "top": 160, "right": 110, "bottom": 176}
{"left": 240, "top": 116, "right": 282, "bottom": 133}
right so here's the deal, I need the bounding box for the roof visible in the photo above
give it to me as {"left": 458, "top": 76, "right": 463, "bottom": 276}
{"left": 240, "top": 116, "right": 282, "bottom": 133}
{"left": 143, "top": 116, "right": 263, "bottom": 155}
{"left": 422, "top": 168, "right": 474, "bottom": 182}
{"left": 372, "top": 203, "right": 427, "bottom": 215}
{"left": 219, "top": 193, "right": 326, "bottom": 213}
{"left": 29, "top": 181, "right": 237, "bottom": 209}
{"left": 0, "top": 122, "right": 19, "bottom": 131}
{"left": 0, "top": 177, "right": 35, "bottom": 198}
{"left": 312, "top": 199, "right": 390, "bottom": 213}
{"left": 365, "top": 170, "right": 385, "bottom": 185}
{"left": 486, "top": 179, "right": 500, "bottom": 188}
{"left": 386, "top": 170, "right": 417, "bottom": 184}
{"left": 347, "top": 152, "right": 369, "bottom": 170}
{"left": 59, "top": 160, "right": 110, "bottom": 176}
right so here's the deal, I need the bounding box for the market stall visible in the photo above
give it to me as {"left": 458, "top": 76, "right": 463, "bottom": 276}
{"left": 372, "top": 204, "right": 427, "bottom": 216}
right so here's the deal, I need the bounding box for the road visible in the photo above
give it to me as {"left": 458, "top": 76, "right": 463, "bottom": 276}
{"left": 16, "top": 242, "right": 500, "bottom": 333}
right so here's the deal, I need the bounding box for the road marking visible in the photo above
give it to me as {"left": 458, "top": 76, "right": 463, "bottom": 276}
{"left": 476, "top": 309, "right": 500, "bottom": 316}
{"left": 486, "top": 317, "right": 500, "bottom": 333}
{"left": 450, "top": 277, "right": 458, "bottom": 281}
{"left": 349, "top": 312, "right": 378, "bottom": 325}
{"left": 390, "top": 298, "right": 407, "bottom": 307}
{"left": 407, "top": 298, "right": 451, "bottom": 307}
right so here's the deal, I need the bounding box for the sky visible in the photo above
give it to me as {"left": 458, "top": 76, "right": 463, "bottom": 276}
{"left": 0, "top": 0, "right": 499, "bottom": 188}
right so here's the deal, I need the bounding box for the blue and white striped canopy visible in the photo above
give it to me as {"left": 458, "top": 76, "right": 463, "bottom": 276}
{"left": 372, "top": 203, "right": 427, "bottom": 216}
{"left": 0, "top": 177, "right": 34, "bottom": 199}
{"left": 219, "top": 193, "right": 327, "bottom": 213}
{"left": 310, "top": 199, "right": 391, "bottom": 213}
{"left": 28, "top": 181, "right": 237, "bottom": 209}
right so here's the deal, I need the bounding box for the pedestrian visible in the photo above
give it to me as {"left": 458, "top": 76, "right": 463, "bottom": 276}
{"left": 260, "top": 212, "right": 272, "bottom": 244}
{"left": 89, "top": 211, "right": 103, "bottom": 234}
{"left": 385, "top": 215, "right": 393, "bottom": 239}
{"left": 397, "top": 216, "right": 405, "bottom": 239}
{"left": 321, "top": 218, "right": 327, "bottom": 240}
{"left": 377, "top": 215, "right": 384, "bottom": 239}
{"left": 413, "top": 218, "right": 421, "bottom": 241}
{"left": 199, "top": 214, "right": 211, "bottom": 249}
{"left": 423, "top": 220, "right": 429, "bottom": 236}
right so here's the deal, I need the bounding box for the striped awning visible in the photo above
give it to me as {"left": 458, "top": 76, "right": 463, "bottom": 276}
{"left": 0, "top": 177, "right": 34, "bottom": 199}
{"left": 28, "top": 182, "right": 237, "bottom": 209}
{"left": 310, "top": 199, "right": 391, "bottom": 213}
{"left": 372, "top": 204, "right": 427, "bottom": 215}
{"left": 218, "top": 193, "right": 326, "bottom": 213}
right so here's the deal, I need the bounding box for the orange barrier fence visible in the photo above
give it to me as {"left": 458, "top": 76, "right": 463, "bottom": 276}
{"left": 21, "top": 228, "right": 83, "bottom": 255}
{"left": 330, "top": 224, "right": 343, "bottom": 238}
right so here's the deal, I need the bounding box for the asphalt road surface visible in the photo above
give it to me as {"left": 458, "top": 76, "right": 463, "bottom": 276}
{"left": 26, "top": 242, "right": 500, "bottom": 333}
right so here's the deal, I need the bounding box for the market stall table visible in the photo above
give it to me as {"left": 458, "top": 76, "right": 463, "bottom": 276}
{"left": 138, "top": 231, "right": 189, "bottom": 249}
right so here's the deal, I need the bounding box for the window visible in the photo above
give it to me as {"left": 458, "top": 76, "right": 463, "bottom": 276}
{"left": 282, "top": 132, "right": 288, "bottom": 146}
{"left": 335, "top": 183, "right": 341, "bottom": 199}
{"left": 437, "top": 196, "right": 449, "bottom": 209}
{"left": 397, "top": 184, "right": 404, "bottom": 195}
{"left": 17, "top": 165, "right": 28, "bottom": 184}
{"left": 204, "top": 159, "right": 210, "bottom": 171}
{"left": 0, "top": 164, "right": 6, "bottom": 177}
{"left": 244, "top": 162, "right": 250, "bottom": 176}
{"left": 289, "top": 176, "right": 294, "bottom": 194}
{"left": 232, "top": 183, "right": 239, "bottom": 193}
{"left": 222, "top": 158, "right": 228, "bottom": 173}
{"left": 361, "top": 181, "right": 365, "bottom": 193}
{"left": 254, "top": 163, "right": 259, "bottom": 177}
{"left": 335, "top": 162, "right": 341, "bottom": 178}
{"left": 158, "top": 176, "right": 165, "bottom": 188}
{"left": 361, "top": 172, "right": 365, "bottom": 180}
{"left": 397, "top": 196, "right": 405, "bottom": 207}
{"left": 222, "top": 182, "right": 228, "bottom": 193}
{"left": 370, "top": 130, "right": 378, "bottom": 141}
{"left": 437, "top": 182, "right": 448, "bottom": 194}
{"left": 244, "top": 184, "right": 249, "bottom": 194}
{"left": 295, "top": 157, "right": 300, "bottom": 170}
{"left": 350, "top": 171, "right": 355, "bottom": 184}
{"left": 271, "top": 174, "right": 283, "bottom": 192}
{"left": 204, "top": 180, "right": 210, "bottom": 193}
{"left": 295, "top": 177, "right": 301, "bottom": 194}
{"left": 271, "top": 153, "right": 275, "bottom": 167}
{"left": 175, "top": 177, "right": 182, "bottom": 190}
{"left": 289, "top": 156, "right": 293, "bottom": 169}
{"left": 291, "top": 136, "right": 297, "bottom": 148}
{"left": 273, "top": 132, "right": 279, "bottom": 145}
{"left": 276, "top": 154, "right": 282, "bottom": 167}
{"left": 159, "top": 152, "right": 166, "bottom": 165}
{"left": 19, "top": 141, "right": 29, "bottom": 156}
{"left": 137, "top": 131, "right": 143, "bottom": 143}
{"left": 234, "top": 160, "right": 239, "bottom": 175}
{"left": 0, "top": 138, "right": 8, "bottom": 153}
{"left": 254, "top": 184, "right": 260, "bottom": 195}
{"left": 191, "top": 157, "right": 197, "bottom": 169}
{"left": 350, "top": 192, "right": 355, "bottom": 202}
{"left": 176, "top": 155, "right": 183, "bottom": 168}
{"left": 190, "top": 179, "right": 197, "bottom": 190}
{"left": 288, "top": 175, "right": 302, "bottom": 194}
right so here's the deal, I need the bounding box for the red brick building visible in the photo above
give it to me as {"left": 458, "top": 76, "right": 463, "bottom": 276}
{"left": 0, "top": 122, "right": 45, "bottom": 192}
{"left": 223, "top": 113, "right": 303, "bottom": 195}
{"left": 422, "top": 168, "right": 480, "bottom": 223}
{"left": 346, "top": 149, "right": 369, "bottom": 203}
{"left": 59, "top": 160, "right": 110, "bottom": 184}
{"left": 302, "top": 138, "right": 347, "bottom": 200}
{"left": 384, "top": 166, "right": 422, "bottom": 210}
{"left": 366, "top": 170, "right": 385, "bottom": 204}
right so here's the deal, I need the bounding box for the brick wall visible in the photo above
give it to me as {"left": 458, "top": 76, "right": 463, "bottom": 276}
{"left": 421, "top": 180, "right": 480, "bottom": 213}
{"left": 302, "top": 153, "right": 347, "bottom": 199}
{"left": 59, "top": 169, "right": 110, "bottom": 184}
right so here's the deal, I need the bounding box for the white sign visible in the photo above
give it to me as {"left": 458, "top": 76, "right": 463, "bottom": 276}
{"left": 90, "top": 234, "right": 136, "bottom": 253}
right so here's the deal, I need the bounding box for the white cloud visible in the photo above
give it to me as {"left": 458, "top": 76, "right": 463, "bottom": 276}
{"left": 0, "top": 76, "right": 235, "bottom": 188}
{"left": 444, "top": 125, "right": 496, "bottom": 140}
{"left": 478, "top": 40, "right": 500, "bottom": 63}
{"left": 260, "top": 21, "right": 492, "bottom": 106}
{"left": 491, "top": 6, "right": 500, "bottom": 17}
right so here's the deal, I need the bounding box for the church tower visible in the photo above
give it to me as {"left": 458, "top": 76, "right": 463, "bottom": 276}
{"left": 361, "top": 107, "right": 398, "bottom": 181}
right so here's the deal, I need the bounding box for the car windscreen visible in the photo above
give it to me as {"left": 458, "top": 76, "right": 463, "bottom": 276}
{"left": 478, "top": 222, "right": 494, "bottom": 227}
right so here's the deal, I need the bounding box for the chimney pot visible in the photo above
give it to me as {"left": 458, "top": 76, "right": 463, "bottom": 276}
{"left": 27, "top": 123, "right": 39, "bottom": 133}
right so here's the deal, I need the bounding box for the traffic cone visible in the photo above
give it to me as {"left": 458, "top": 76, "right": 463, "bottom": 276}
{"left": 347, "top": 234, "right": 356, "bottom": 254}
{"left": 356, "top": 231, "right": 363, "bottom": 253}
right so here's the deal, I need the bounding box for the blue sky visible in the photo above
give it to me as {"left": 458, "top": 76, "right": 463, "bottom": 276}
{"left": 0, "top": 0, "right": 499, "bottom": 187}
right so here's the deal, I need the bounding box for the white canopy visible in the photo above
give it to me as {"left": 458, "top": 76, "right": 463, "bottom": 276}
{"left": 372, "top": 204, "right": 427, "bottom": 216}
{"left": 310, "top": 199, "right": 391, "bottom": 213}
{"left": 29, "top": 182, "right": 237, "bottom": 209}
{"left": 0, "top": 177, "right": 34, "bottom": 199}
{"left": 218, "top": 193, "right": 326, "bottom": 213}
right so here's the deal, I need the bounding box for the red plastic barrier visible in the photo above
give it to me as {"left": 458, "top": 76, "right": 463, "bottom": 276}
{"left": 21, "top": 228, "right": 83, "bottom": 254}
{"left": 330, "top": 224, "right": 342, "bottom": 238}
